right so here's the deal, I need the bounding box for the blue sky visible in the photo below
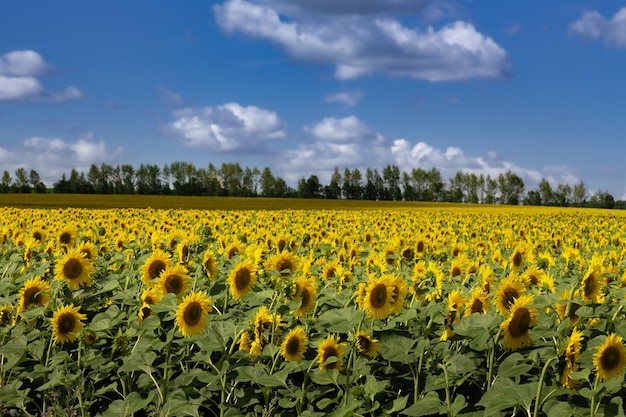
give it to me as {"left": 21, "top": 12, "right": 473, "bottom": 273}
{"left": 1, "top": 1, "right": 625, "bottom": 198}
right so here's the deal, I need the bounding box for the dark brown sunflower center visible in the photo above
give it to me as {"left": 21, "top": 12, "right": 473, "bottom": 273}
{"left": 228, "top": 247, "right": 239, "bottom": 259}
{"left": 148, "top": 260, "right": 166, "bottom": 280}
{"left": 24, "top": 287, "right": 42, "bottom": 307}
{"left": 58, "top": 313, "right": 76, "bottom": 334}
{"left": 369, "top": 283, "right": 388, "bottom": 309}
{"left": 600, "top": 346, "right": 621, "bottom": 371}
{"left": 357, "top": 335, "right": 371, "bottom": 352}
{"left": 509, "top": 308, "right": 531, "bottom": 338}
{"left": 385, "top": 251, "right": 395, "bottom": 265}
{"left": 235, "top": 268, "right": 251, "bottom": 290}
{"left": 183, "top": 302, "right": 202, "bottom": 326}
{"left": 451, "top": 267, "right": 461, "bottom": 277}
{"left": 276, "top": 259, "right": 293, "bottom": 275}
{"left": 63, "top": 258, "right": 83, "bottom": 280}
{"left": 528, "top": 274, "right": 538, "bottom": 285}
{"left": 416, "top": 241, "right": 425, "bottom": 253}
{"left": 59, "top": 232, "right": 72, "bottom": 245}
{"left": 502, "top": 288, "right": 519, "bottom": 310}
{"left": 512, "top": 252, "right": 523, "bottom": 268}
{"left": 33, "top": 231, "right": 42, "bottom": 241}
{"left": 569, "top": 303, "right": 581, "bottom": 321}
{"left": 286, "top": 337, "right": 301, "bottom": 355}
{"left": 165, "top": 275, "right": 183, "bottom": 294}
{"left": 278, "top": 240, "right": 287, "bottom": 252}
{"left": 470, "top": 298, "right": 483, "bottom": 314}
{"left": 584, "top": 274, "right": 596, "bottom": 298}
{"left": 323, "top": 347, "right": 338, "bottom": 364}
{"left": 300, "top": 288, "right": 311, "bottom": 307}
{"left": 325, "top": 267, "right": 336, "bottom": 279}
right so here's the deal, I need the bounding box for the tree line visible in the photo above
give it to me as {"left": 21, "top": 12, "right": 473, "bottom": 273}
{"left": 0, "top": 162, "right": 621, "bottom": 209}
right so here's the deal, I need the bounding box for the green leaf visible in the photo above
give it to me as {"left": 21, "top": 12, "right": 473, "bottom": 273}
{"left": 385, "top": 395, "right": 409, "bottom": 415}
{"left": 401, "top": 392, "right": 443, "bottom": 416}
{"left": 309, "top": 369, "right": 340, "bottom": 387}
{"left": 496, "top": 352, "right": 533, "bottom": 379}
{"left": 477, "top": 378, "right": 536, "bottom": 416}
{"left": 318, "top": 306, "right": 364, "bottom": 333}
{"left": 379, "top": 334, "right": 417, "bottom": 362}
{"left": 2, "top": 335, "right": 27, "bottom": 370}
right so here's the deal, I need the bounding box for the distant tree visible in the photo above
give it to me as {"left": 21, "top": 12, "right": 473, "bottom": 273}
{"left": 402, "top": 172, "right": 415, "bottom": 201}
{"left": 589, "top": 190, "right": 615, "bottom": 209}
{"left": 554, "top": 183, "right": 572, "bottom": 207}
{"left": 572, "top": 181, "right": 588, "bottom": 207}
{"left": 324, "top": 167, "right": 342, "bottom": 199}
{"left": 447, "top": 171, "right": 465, "bottom": 203}
{"left": 537, "top": 179, "right": 553, "bottom": 206}
{"left": 497, "top": 171, "right": 524, "bottom": 205}
{"left": 1, "top": 170, "right": 11, "bottom": 193}
{"left": 426, "top": 168, "right": 445, "bottom": 202}
{"left": 382, "top": 164, "right": 402, "bottom": 201}
{"left": 342, "top": 168, "right": 363, "bottom": 200}
{"left": 260, "top": 167, "right": 277, "bottom": 197}
{"left": 524, "top": 190, "right": 542, "bottom": 206}
{"left": 14, "top": 167, "right": 31, "bottom": 193}
{"left": 484, "top": 175, "right": 498, "bottom": 204}
{"left": 298, "top": 175, "right": 322, "bottom": 198}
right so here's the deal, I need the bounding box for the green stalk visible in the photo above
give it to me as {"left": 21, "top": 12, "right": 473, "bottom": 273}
{"left": 438, "top": 363, "right": 452, "bottom": 417}
{"left": 532, "top": 356, "right": 557, "bottom": 417}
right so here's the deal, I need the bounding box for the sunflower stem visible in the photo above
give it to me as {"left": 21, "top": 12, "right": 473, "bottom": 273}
{"left": 589, "top": 376, "right": 601, "bottom": 417}
{"left": 532, "top": 355, "right": 557, "bottom": 417}
{"left": 297, "top": 359, "right": 317, "bottom": 414}
{"left": 437, "top": 362, "right": 452, "bottom": 417}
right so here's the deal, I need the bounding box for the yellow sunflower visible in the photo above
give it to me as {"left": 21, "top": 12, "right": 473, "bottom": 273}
{"left": 266, "top": 250, "right": 299, "bottom": 278}
{"left": 580, "top": 263, "right": 605, "bottom": 303}
{"left": 239, "top": 331, "right": 252, "bottom": 353}
{"left": 295, "top": 276, "right": 318, "bottom": 317}
{"left": 555, "top": 290, "right": 582, "bottom": 325}
{"left": 176, "top": 291, "right": 212, "bottom": 337}
{"left": 141, "top": 287, "right": 163, "bottom": 305}
{"left": 0, "top": 304, "right": 14, "bottom": 326}
{"left": 441, "top": 289, "right": 468, "bottom": 341}
{"left": 361, "top": 274, "right": 394, "bottom": 320}
{"left": 317, "top": 334, "right": 346, "bottom": 371}
{"left": 56, "top": 227, "right": 77, "bottom": 248}
{"left": 493, "top": 274, "right": 526, "bottom": 316}
{"left": 157, "top": 264, "right": 191, "bottom": 297}
{"left": 140, "top": 250, "right": 172, "bottom": 285}
{"left": 500, "top": 294, "right": 538, "bottom": 351}
{"left": 77, "top": 241, "right": 98, "bottom": 261}
{"left": 227, "top": 259, "right": 258, "bottom": 300}
{"left": 561, "top": 328, "right": 584, "bottom": 389}
{"left": 280, "top": 327, "right": 308, "bottom": 362}
{"left": 388, "top": 274, "right": 408, "bottom": 315}
{"left": 17, "top": 276, "right": 51, "bottom": 312}
{"left": 202, "top": 250, "right": 218, "bottom": 280}
{"left": 355, "top": 331, "right": 379, "bottom": 358}
{"left": 464, "top": 287, "right": 490, "bottom": 317}
{"left": 593, "top": 333, "right": 626, "bottom": 382}
{"left": 50, "top": 304, "right": 87, "bottom": 344}
{"left": 54, "top": 248, "right": 94, "bottom": 290}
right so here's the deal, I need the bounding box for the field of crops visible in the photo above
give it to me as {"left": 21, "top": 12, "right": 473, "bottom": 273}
{"left": 2, "top": 199, "right": 626, "bottom": 416}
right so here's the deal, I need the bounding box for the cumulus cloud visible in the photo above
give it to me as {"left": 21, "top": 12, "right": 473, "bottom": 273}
{"left": 0, "top": 134, "right": 122, "bottom": 186}
{"left": 252, "top": 0, "right": 432, "bottom": 16}
{"left": 166, "top": 102, "right": 286, "bottom": 151}
{"left": 325, "top": 90, "right": 362, "bottom": 106}
{"left": 214, "top": 0, "right": 509, "bottom": 81}
{"left": 0, "top": 50, "right": 82, "bottom": 101}
{"left": 569, "top": 7, "right": 626, "bottom": 47}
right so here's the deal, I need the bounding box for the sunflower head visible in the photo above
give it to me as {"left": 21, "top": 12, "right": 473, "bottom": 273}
{"left": 266, "top": 251, "right": 299, "bottom": 278}
{"left": 318, "top": 334, "right": 346, "bottom": 371}
{"left": 227, "top": 259, "right": 258, "bottom": 300}
{"left": 141, "top": 250, "right": 172, "bottom": 284}
{"left": 295, "top": 276, "right": 317, "bottom": 317}
{"left": 362, "top": 275, "right": 394, "bottom": 320}
{"left": 0, "top": 304, "right": 14, "bottom": 326}
{"left": 54, "top": 248, "right": 94, "bottom": 290}
{"left": 593, "top": 333, "right": 626, "bottom": 382}
{"left": 280, "top": 327, "right": 308, "bottom": 362}
{"left": 202, "top": 250, "right": 218, "bottom": 280}
{"left": 581, "top": 264, "right": 605, "bottom": 303}
{"left": 17, "top": 276, "right": 51, "bottom": 312}
{"left": 355, "top": 331, "right": 379, "bottom": 358}
{"left": 176, "top": 291, "right": 212, "bottom": 337}
{"left": 50, "top": 304, "right": 87, "bottom": 344}
{"left": 56, "top": 228, "right": 77, "bottom": 248}
{"left": 500, "top": 294, "right": 538, "bottom": 351}
{"left": 494, "top": 274, "right": 527, "bottom": 316}
{"left": 157, "top": 264, "right": 191, "bottom": 297}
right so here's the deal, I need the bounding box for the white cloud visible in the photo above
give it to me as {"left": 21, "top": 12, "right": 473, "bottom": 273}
{"left": 167, "top": 102, "right": 286, "bottom": 151}
{"left": 569, "top": 7, "right": 626, "bottom": 47}
{"left": 214, "top": 0, "right": 509, "bottom": 81}
{"left": 0, "top": 50, "right": 82, "bottom": 101}
{"left": 253, "top": 0, "right": 432, "bottom": 16}
{"left": 0, "top": 134, "right": 122, "bottom": 186}
{"left": 304, "top": 115, "right": 382, "bottom": 142}
{"left": 156, "top": 86, "right": 186, "bottom": 107}
{"left": 325, "top": 90, "right": 362, "bottom": 106}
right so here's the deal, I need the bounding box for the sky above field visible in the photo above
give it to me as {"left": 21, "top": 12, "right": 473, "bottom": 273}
{"left": 1, "top": 1, "right": 625, "bottom": 198}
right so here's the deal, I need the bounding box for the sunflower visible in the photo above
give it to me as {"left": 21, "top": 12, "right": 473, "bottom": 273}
{"left": 441, "top": 289, "right": 468, "bottom": 341}
{"left": 322, "top": 260, "right": 342, "bottom": 281}
{"left": 17, "top": 276, "right": 51, "bottom": 312}
{"left": 266, "top": 250, "right": 299, "bottom": 278}
{"left": 520, "top": 264, "right": 544, "bottom": 288}
{"left": 464, "top": 287, "right": 490, "bottom": 317}
{"left": 141, "top": 287, "right": 163, "bottom": 305}
{"left": 580, "top": 263, "right": 605, "bottom": 303}
{"left": 157, "top": 264, "right": 191, "bottom": 297}
{"left": 295, "top": 275, "right": 318, "bottom": 317}
{"left": 140, "top": 250, "right": 172, "bottom": 285}
{"left": 280, "top": 327, "right": 308, "bottom": 362}
{"left": 30, "top": 227, "right": 46, "bottom": 243}
{"left": 224, "top": 241, "right": 244, "bottom": 260}
{"left": 424, "top": 263, "right": 444, "bottom": 301}
{"left": 355, "top": 331, "right": 379, "bottom": 358}
{"left": 555, "top": 290, "right": 582, "bottom": 325}
{"left": 138, "top": 302, "right": 153, "bottom": 323}
{"left": 388, "top": 274, "right": 408, "bottom": 315}
{"left": 202, "top": 250, "right": 218, "bottom": 280}
{"left": 449, "top": 257, "right": 465, "bottom": 279}
{"left": 500, "top": 294, "right": 538, "bottom": 351}
{"left": 509, "top": 244, "right": 527, "bottom": 271}
{"left": 50, "top": 304, "right": 87, "bottom": 344}
{"left": 77, "top": 241, "right": 98, "bottom": 261}
{"left": 361, "top": 274, "right": 394, "bottom": 320}
{"left": 318, "top": 334, "right": 346, "bottom": 371}
{"left": 227, "top": 259, "right": 258, "bottom": 300}
{"left": 54, "top": 248, "right": 94, "bottom": 290}
{"left": 0, "top": 304, "right": 14, "bottom": 326}
{"left": 176, "top": 291, "right": 212, "bottom": 337}
{"left": 239, "top": 331, "right": 252, "bottom": 353}
{"left": 493, "top": 274, "right": 526, "bottom": 316}
{"left": 593, "top": 333, "right": 626, "bottom": 382}
{"left": 561, "top": 328, "right": 584, "bottom": 389}
{"left": 56, "top": 227, "right": 77, "bottom": 248}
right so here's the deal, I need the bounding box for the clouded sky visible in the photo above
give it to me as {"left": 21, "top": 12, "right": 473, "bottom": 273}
{"left": 1, "top": 1, "right": 625, "bottom": 197}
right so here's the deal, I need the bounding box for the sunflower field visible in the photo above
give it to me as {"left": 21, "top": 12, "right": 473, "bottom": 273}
{"left": 2, "top": 204, "right": 626, "bottom": 416}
